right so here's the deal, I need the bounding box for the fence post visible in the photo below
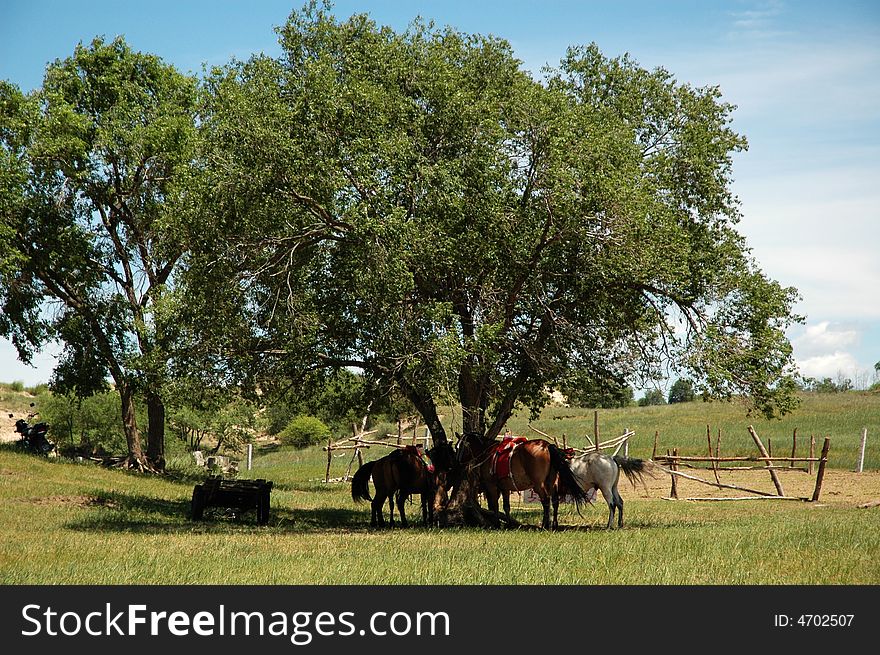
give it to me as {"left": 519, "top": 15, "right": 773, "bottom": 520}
{"left": 811, "top": 437, "right": 831, "bottom": 502}
{"left": 247, "top": 443, "right": 253, "bottom": 472}
{"left": 856, "top": 428, "right": 867, "bottom": 473}
{"left": 594, "top": 410, "right": 600, "bottom": 452}
{"left": 809, "top": 435, "right": 815, "bottom": 474}
{"left": 325, "top": 438, "right": 332, "bottom": 483}
{"left": 670, "top": 448, "right": 679, "bottom": 499}
{"left": 652, "top": 430, "right": 659, "bottom": 460}
{"left": 748, "top": 425, "right": 785, "bottom": 497}
{"left": 789, "top": 428, "right": 797, "bottom": 468}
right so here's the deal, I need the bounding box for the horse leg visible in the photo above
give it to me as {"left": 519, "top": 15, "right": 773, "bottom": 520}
{"left": 541, "top": 494, "right": 551, "bottom": 530}
{"left": 551, "top": 489, "right": 560, "bottom": 530}
{"left": 485, "top": 485, "right": 502, "bottom": 527}
{"left": 388, "top": 495, "right": 396, "bottom": 528}
{"left": 422, "top": 491, "right": 432, "bottom": 527}
{"left": 371, "top": 493, "right": 385, "bottom": 528}
{"left": 613, "top": 484, "right": 624, "bottom": 528}
{"left": 501, "top": 490, "right": 512, "bottom": 526}
{"left": 600, "top": 483, "right": 615, "bottom": 529}
{"left": 397, "top": 492, "right": 409, "bottom": 528}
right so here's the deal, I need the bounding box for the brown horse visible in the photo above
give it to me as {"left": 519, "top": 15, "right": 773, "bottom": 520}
{"left": 351, "top": 443, "right": 452, "bottom": 528}
{"left": 456, "top": 433, "right": 588, "bottom": 529}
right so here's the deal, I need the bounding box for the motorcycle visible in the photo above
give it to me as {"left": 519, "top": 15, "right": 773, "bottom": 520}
{"left": 12, "top": 410, "right": 55, "bottom": 455}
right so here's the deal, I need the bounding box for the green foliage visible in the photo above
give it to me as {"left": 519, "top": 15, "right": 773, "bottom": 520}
{"left": 559, "top": 370, "right": 633, "bottom": 408}
{"left": 279, "top": 415, "right": 331, "bottom": 449}
{"left": 263, "top": 369, "right": 416, "bottom": 436}
{"left": 163, "top": 378, "right": 258, "bottom": 454}
{"left": 0, "top": 36, "right": 198, "bottom": 466}
{"left": 37, "top": 390, "right": 126, "bottom": 453}
{"left": 185, "top": 4, "right": 801, "bottom": 445}
{"left": 638, "top": 389, "right": 667, "bottom": 406}
{"left": 668, "top": 378, "right": 696, "bottom": 404}
{"left": 8, "top": 380, "right": 23, "bottom": 392}
{"left": 805, "top": 377, "right": 853, "bottom": 393}
{"left": 210, "top": 397, "right": 258, "bottom": 454}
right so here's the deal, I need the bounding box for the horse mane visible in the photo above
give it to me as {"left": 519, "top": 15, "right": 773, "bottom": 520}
{"left": 548, "top": 443, "right": 590, "bottom": 512}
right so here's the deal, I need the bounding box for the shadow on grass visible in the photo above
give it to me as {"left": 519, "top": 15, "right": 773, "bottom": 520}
{"left": 61, "top": 488, "right": 378, "bottom": 535}
{"left": 58, "top": 484, "right": 673, "bottom": 536}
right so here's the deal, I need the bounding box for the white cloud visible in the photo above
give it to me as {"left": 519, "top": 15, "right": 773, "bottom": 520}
{"left": 793, "top": 322, "right": 859, "bottom": 354}
{"left": 796, "top": 351, "right": 861, "bottom": 380}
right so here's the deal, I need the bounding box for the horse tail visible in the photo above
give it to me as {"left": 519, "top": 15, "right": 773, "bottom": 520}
{"left": 548, "top": 444, "right": 589, "bottom": 511}
{"left": 351, "top": 460, "right": 376, "bottom": 502}
{"left": 612, "top": 455, "right": 653, "bottom": 487}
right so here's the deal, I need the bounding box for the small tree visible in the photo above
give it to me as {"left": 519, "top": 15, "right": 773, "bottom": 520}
{"left": 638, "top": 389, "right": 666, "bottom": 406}
{"left": 668, "top": 378, "right": 696, "bottom": 404}
{"left": 280, "top": 415, "right": 331, "bottom": 449}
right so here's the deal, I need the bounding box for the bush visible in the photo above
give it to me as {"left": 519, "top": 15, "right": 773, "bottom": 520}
{"left": 9, "top": 380, "right": 24, "bottom": 392}
{"left": 279, "top": 415, "right": 331, "bottom": 449}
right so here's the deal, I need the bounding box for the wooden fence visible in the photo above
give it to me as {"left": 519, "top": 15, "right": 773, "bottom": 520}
{"left": 654, "top": 425, "right": 831, "bottom": 502}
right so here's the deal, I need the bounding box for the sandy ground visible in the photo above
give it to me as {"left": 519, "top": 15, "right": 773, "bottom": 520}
{"left": 610, "top": 461, "right": 880, "bottom": 509}
{"left": 1, "top": 410, "right": 29, "bottom": 444}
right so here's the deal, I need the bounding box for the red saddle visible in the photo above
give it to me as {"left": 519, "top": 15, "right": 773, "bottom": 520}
{"left": 491, "top": 436, "right": 527, "bottom": 479}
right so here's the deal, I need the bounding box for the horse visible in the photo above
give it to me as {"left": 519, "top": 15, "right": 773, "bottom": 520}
{"left": 351, "top": 442, "right": 453, "bottom": 528}
{"left": 563, "top": 450, "right": 652, "bottom": 528}
{"left": 456, "top": 432, "right": 588, "bottom": 530}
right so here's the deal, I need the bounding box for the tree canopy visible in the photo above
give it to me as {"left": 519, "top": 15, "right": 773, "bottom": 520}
{"left": 183, "top": 4, "right": 801, "bottom": 445}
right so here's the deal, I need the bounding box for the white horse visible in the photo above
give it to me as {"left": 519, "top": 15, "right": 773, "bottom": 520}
{"left": 565, "top": 451, "right": 652, "bottom": 528}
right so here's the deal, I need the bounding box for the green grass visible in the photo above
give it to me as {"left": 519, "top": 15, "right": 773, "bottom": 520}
{"left": 1, "top": 391, "right": 879, "bottom": 585}
{"left": 1, "top": 441, "right": 879, "bottom": 585}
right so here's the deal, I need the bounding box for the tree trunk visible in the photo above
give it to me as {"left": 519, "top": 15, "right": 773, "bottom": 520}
{"left": 459, "top": 366, "right": 488, "bottom": 435}
{"left": 146, "top": 392, "right": 166, "bottom": 471}
{"left": 396, "top": 376, "right": 448, "bottom": 444}
{"left": 118, "top": 383, "right": 147, "bottom": 470}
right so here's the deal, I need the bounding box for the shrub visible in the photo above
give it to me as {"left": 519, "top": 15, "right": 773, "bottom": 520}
{"left": 9, "top": 380, "right": 24, "bottom": 392}
{"left": 668, "top": 378, "right": 696, "bottom": 404}
{"left": 279, "top": 415, "right": 331, "bottom": 449}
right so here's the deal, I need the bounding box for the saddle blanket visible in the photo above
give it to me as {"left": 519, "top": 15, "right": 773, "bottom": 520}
{"left": 404, "top": 445, "right": 434, "bottom": 472}
{"left": 491, "top": 436, "right": 528, "bottom": 479}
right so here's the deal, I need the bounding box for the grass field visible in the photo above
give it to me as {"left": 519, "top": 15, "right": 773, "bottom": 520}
{"left": 1, "top": 391, "right": 879, "bottom": 585}
{"left": 505, "top": 391, "right": 880, "bottom": 470}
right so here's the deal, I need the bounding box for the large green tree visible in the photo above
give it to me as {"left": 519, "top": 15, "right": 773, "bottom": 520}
{"left": 0, "top": 37, "right": 197, "bottom": 470}
{"left": 185, "top": 4, "right": 800, "bottom": 446}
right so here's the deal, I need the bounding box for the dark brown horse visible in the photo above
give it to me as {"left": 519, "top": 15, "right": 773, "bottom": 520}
{"left": 456, "top": 433, "right": 587, "bottom": 529}
{"left": 351, "top": 443, "right": 452, "bottom": 527}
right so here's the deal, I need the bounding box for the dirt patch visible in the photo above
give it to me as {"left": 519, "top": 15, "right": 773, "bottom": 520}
{"left": 21, "top": 495, "right": 118, "bottom": 509}
{"left": 637, "top": 464, "right": 880, "bottom": 507}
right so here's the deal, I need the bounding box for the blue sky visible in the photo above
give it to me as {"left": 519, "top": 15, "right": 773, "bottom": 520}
{"left": 1, "top": 0, "right": 879, "bottom": 389}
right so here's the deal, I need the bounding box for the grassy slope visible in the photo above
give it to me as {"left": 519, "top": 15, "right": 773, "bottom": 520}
{"left": 503, "top": 391, "right": 880, "bottom": 470}
{"left": 1, "top": 391, "right": 879, "bottom": 585}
